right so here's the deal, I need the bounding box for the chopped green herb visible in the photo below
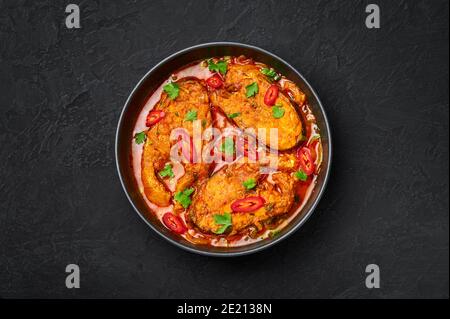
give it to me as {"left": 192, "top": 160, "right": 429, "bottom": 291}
{"left": 174, "top": 188, "right": 194, "bottom": 209}
{"left": 207, "top": 59, "right": 228, "bottom": 75}
{"left": 260, "top": 68, "right": 281, "bottom": 81}
{"left": 163, "top": 82, "right": 179, "bottom": 100}
{"left": 134, "top": 131, "right": 147, "bottom": 144}
{"left": 243, "top": 178, "right": 257, "bottom": 190}
{"left": 272, "top": 104, "right": 285, "bottom": 118}
{"left": 201, "top": 119, "right": 207, "bottom": 128}
{"left": 227, "top": 112, "right": 241, "bottom": 119}
{"left": 245, "top": 82, "right": 259, "bottom": 98}
{"left": 159, "top": 164, "right": 175, "bottom": 178}
{"left": 269, "top": 229, "right": 281, "bottom": 238}
{"left": 294, "top": 170, "right": 308, "bottom": 181}
{"left": 184, "top": 109, "right": 198, "bottom": 122}
{"left": 213, "top": 212, "right": 232, "bottom": 234}
{"left": 220, "top": 137, "right": 235, "bottom": 156}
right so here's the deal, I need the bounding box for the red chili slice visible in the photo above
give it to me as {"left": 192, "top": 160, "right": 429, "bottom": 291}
{"left": 231, "top": 196, "right": 266, "bottom": 213}
{"left": 206, "top": 74, "right": 223, "bottom": 89}
{"left": 145, "top": 110, "right": 165, "bottom": 127}
{"left": 162, "top": 212, "right": 187, "bottom": 234}
{"left": 264, "top": 84, "right": 279, "bottom": 106}
{"left": 297, "top": 147, "right": 315, "bottom": 175}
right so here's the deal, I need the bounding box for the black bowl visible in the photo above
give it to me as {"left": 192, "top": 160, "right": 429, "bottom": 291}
{"left": 116, "top": 42, "right": 332, "bottom": 256}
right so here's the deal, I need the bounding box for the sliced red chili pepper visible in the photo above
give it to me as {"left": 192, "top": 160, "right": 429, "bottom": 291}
{"left": 297, "top": 147, "right": 315, "bottom": 175}
{"left": 162, "top": 212, "right": 187, "bottom": 234}
{"left": 231, "top": 196, "right": 266, "bottom": 213}
{"left": 206, "top": 74, "right": 223, "bottom": 89}
{"left": 145, "top": 110, "right": 165, "bottom": 127}
{"left": 264, "top": 84, "right": 279, "bottom": 106}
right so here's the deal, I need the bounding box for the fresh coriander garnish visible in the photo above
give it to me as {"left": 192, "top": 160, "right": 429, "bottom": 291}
{"left": 163, "top": 82, "right": 179, "bottom": 100}
{"left": 243, "top": 178, "right": 257, "bottom": 190}
{"left": 260, "top": 68, "right": 281, "bottom": 81}
{"left": 294, "top": 170, "right": 308, "bottom": 181}
{"left": 245, "top": 82, "right": 259, "bottom": 98}
{"left": 269, "top": 229, "right": 281, "bottom": 238}
{"left": 159, "top": 164, "right": 175, "bottom": 178}
{"left": 134, "top": 131, "right": 147, "bottom": 144}
{"left": 213, "top": 212, "right": 232, "bottom": 234}
{"left": 184, "top": 109, "right": 198, "bottom": 122}
{"left": 272, "top": 104, "right": 285, "bottom": 118}
{"left": 227, "top": 112, "right": 241, "bottom": 119}
{"left": 174, "top": 188, "right": 194, "bottom": 209}
{"left": 220, "top": 137, "right": 235, "bottom": 156}
{"left": 207, "top": 59, "right": 228, "bottom": 75}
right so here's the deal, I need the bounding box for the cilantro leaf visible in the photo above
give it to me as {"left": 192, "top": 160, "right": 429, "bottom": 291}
{"left": 272, "top": 104, "right": 285, "bottom": 119}
{"left": 243, "top": 178, "right": 257, "bottom": 190}
{"left": 220, "top": 137, "right": 235, "bottom": 156}
{"left": 208, "top": 59, "right": 228, "bottom": 75}
{"left": 184, "top": 109, "right": 198, "bottom": 122}
{"left": 163, "top": 82, "right": 179, "bottom": 100}
{"left": 174, "top": 188, "right": 194, "bottom": 209}
{"left": 159, "top": 164, "right": 175, "bottom": 178}
{"left": 213, "top": 212, "right": 232, "bottom": 234}
{"left": 269, "top": 229, "right": 281, "bottom": 238}
{"left": 216, "top": 61, "right": 228, "bottom": 75}
{"left": 260, "top": 68, "right": 281, "bottom": 81}
{"left": 294, "top": 170, "right": 308, "bottom": 181}
{"left": 227, "top": 112, "right": 241, "bottom": 119}
{"left": 134, "top": 131, "right": 147, "bottom": 144}
{"left": 245, "top": 82, "right": 259, "bottom": 98}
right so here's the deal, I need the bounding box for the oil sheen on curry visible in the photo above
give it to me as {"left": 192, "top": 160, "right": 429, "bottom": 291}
{"left": 131, "top": 56, "right": 323, "bottom": 247}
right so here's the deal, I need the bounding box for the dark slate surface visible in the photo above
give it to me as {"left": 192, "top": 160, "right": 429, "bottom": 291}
{"left": 0, "top": 0, "right": 448, "bottom": 298}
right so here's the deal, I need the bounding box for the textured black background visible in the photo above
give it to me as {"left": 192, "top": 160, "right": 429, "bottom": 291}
{"left": 0, "top": 0, "right": 448, "bottom": 298}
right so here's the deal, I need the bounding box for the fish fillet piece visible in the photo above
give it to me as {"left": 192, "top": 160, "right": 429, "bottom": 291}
{"left": 187, "top": 161, "right": 296, "bottom": 235}
{"left": 141, "top": 78, "right": 211, "bottom": 207}
{"left": 209, "top": 63, "right": 303, "bottom": 150}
